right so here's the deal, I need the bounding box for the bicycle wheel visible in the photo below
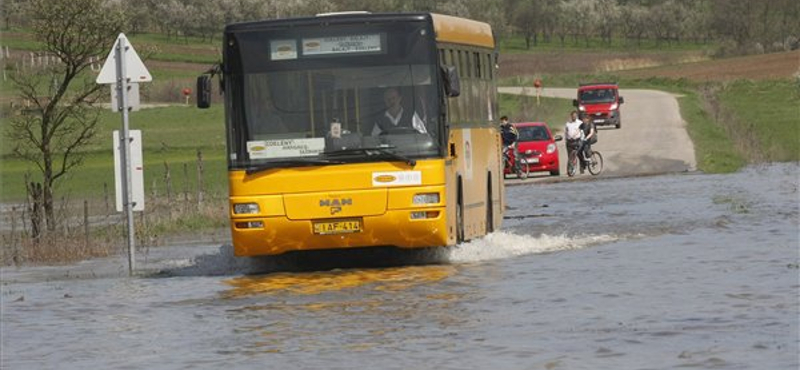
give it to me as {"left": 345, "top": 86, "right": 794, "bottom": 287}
{"left": 567, "top": 152, "right": 577, "bottom": 177}
{"left": 517, "top": 160, "right": 530, "bottom": 180}
{"left": 588, "top": 151, "right": 604, "bottom": 175}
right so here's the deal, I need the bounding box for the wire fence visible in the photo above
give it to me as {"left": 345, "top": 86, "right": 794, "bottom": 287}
{"left": 1, "top": 153, "right": 230, "bottom": 266}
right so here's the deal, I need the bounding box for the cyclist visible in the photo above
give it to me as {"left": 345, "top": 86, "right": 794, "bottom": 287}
{"left": 564, "top": 111, "right": 583, "bottom": 169}
{"left": 500, "top": 115, "right": 521, "bottom": 174}
{"left": 578, "top": 113, "right": 597, "bottom": 173}
{"left": 500, "top": 115, "right": 518, "bottom": 147}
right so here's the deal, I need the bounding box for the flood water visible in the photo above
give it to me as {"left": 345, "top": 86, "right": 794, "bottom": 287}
{"left": 2, "top": 163, "right": 798, "bottom": 369}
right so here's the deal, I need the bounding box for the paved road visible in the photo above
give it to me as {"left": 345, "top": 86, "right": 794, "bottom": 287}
{"left": 499, "top": 87, "right": 697, "bottom": 179}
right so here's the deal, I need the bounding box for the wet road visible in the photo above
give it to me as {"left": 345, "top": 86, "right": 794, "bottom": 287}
{"left": 499, "top": 87, "right": 696, "bottom": 177}
{"left": 2, "top": 163, "right": 798, "bottom": 369}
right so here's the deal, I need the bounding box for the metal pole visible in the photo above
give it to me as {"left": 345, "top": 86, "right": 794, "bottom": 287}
{"left": 115, "top": 36, "right": 136, "bottom": 275}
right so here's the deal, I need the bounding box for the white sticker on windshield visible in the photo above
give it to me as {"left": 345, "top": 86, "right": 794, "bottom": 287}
{"left": 372, "top": 171, "right": 422, "bottom": 187}
{"left": 248, "top": 138, "right": 324, "bottom": 159}
{"left": 270, "top": 39, "right": 297, "bottom": 60}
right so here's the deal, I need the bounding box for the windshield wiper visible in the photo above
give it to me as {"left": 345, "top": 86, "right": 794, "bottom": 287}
{"left": 324, "top": 146, "right": 417, "bottom": 166}
{"left": 245, "top": 158, "right": 344, "bottom": 175}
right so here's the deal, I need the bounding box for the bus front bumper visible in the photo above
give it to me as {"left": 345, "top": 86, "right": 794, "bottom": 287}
{"left": 230, "top": 207, "right": 449, "bottom": 256}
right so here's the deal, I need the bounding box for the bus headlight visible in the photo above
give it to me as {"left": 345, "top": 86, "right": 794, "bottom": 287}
{"left": 233, "top": 203, "right": 260, "bottom": 214}
{"left": 413, "top": 193, "right": 440, "bottom": 205}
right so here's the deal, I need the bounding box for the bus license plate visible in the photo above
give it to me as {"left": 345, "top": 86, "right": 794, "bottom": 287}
{"left": 313, "top": 219, "right": 362, "bottom": 235}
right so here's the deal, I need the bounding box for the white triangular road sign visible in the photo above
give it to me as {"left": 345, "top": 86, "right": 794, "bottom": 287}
{"left": 96, "top": 33, "right": 152, "bottom": 84}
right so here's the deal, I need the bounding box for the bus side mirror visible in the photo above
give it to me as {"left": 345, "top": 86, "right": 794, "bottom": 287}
{"left": 197, "top": 75, "right": 212, "bottom": 109}
{"left": 572, "top": 99, "right": 578, "bottom": 107}
{"left": 619, "top": 96, "right": 625, "bottom": 104}
{"left": 442, "top": 65, "right": 460, "bottom": 97}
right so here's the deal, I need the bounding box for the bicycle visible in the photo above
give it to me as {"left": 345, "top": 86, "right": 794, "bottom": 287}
{"left": 566, "top": 140, "right": 603, "bottom": 177}
{"left": 503, "top": 145, "right": 530, "bottom": 180}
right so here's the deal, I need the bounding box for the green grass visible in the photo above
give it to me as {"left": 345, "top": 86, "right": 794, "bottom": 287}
{"left": 499, "top": 93, "right": 574, "bottom": 134}
{"left": 717, "top": 80, "right": 800, "bottom": 162}
{"left": 1, "top": 29, "right": 218, "bottom": 65}
{"left": 1, "top": 105, "right": 229, "bottom": 202}
{"left": 677, "top": 89, "right": 746, "bottom": 173}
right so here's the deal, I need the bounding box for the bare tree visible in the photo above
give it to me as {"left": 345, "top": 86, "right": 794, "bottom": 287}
{"left": 619, "top": 5, "right": 649, "bottom": 46}
{"left": 567, "top": 0, "right": 596, "bottom": 47}
{"left": 509, "top": 0, "right": 541, "bottom": 49}
{"left": 594, "top": 0, "right": 619, "bottom": 45}
{"left": 4, "top": 0, "right": 126, "bottom": 236}
{"left": 710, "top": 0, "right": 754, "bottom": 49}
{"left": 1, "top": 0, "right": 29, "bottom": 30}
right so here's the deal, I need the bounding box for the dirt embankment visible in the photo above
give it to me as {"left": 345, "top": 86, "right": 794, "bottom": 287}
{"left": 617, "top": 50, "right": 800, "bottom": 81}
{"left": 500, "top": 49, "right": 800, "bottom": 82}
{"left": 499, "top": 50, "right": 709, "bottom": 77}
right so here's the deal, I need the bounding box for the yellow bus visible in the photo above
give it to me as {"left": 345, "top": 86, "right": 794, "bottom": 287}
{"left": 198, "top": 12, "right": 504, "bottom": 256}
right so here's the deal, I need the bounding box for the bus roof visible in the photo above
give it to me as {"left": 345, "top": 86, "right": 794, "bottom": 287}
{"left": 224, "top": 12, "right": 494, "bottom": 49}
{"left": 431, "top": 13, "right": 494, "bottom": 49}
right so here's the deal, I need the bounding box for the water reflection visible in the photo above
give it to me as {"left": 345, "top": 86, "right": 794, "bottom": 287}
{"left": 219, "top": 265, "right": 472, "bottom": 356}
{"left": 222, "top": 265, "right": 457, "bottom": 297}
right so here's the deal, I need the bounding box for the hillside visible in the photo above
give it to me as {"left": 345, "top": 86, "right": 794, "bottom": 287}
{"left": 498, "top": 49, "right": 800, "bottom": 82}
{"left": 617, "top": 50, "right": 800, "bottom": 81}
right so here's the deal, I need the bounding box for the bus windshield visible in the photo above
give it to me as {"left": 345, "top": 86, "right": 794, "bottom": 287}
{"left": 225, "top": 22, "right": 441, "bottom": 169}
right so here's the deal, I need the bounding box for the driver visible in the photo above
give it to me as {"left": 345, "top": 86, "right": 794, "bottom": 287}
{"left": 371, "top": 87, "right": 427, "bottom": 136}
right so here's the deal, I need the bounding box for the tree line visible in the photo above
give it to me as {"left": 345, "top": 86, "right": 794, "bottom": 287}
{"left": 3, "top": 0, "right": 799, "bottom": 54}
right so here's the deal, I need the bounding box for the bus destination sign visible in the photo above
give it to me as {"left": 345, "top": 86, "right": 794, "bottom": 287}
{"left": 303, "top": 34, "right": 382, "bottom": 56}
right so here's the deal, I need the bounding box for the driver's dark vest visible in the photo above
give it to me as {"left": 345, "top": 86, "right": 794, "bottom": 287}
{"left": 376, "top": 109, "right": 413, "bottom": 133}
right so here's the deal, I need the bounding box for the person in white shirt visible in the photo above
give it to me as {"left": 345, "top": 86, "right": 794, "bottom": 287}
{"left": 564, "top": 110, "right": 582, "bottom": 141}
{"left": 371, "top": 87, "right": 428, "bottom": 136}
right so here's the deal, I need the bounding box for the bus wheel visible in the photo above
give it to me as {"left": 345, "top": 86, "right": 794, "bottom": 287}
{"left": 486, "top": 175, "right": 494, "bottom": 233}
{"left": 456, "top": 181, "right": 465, "bottom": 243}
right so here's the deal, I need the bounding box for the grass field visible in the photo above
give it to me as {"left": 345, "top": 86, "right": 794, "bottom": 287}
{"left": 1, "top": 105, "right": 229, "bottom": 202}
{"left": 499, "top": 93, "right": 574, "bottom": 134}
{"left": 0, "top": 30, "right": 218, "bottom": 64}
{"left": 717, "top": 80, "right": 800, "bottom": 162}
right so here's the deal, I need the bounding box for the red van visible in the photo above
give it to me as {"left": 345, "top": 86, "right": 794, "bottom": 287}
{"left": 573, "top": 83, "right": 624, "bottom": 129}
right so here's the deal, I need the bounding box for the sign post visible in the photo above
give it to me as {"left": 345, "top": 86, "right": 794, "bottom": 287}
{"left": 96, "top": 33, "right": 152, "bottom": 275}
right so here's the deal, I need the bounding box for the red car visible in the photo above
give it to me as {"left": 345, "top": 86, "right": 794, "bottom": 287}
{"left": 573, "top": 82, "right": 624, "bottom": 129}
{"left": 513, "top": 122, "right": 562, "bottom": 176}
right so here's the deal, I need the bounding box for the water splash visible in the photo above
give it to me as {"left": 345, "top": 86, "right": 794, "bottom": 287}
{"left": 151, "top": 231, "right": 621, "bottom": 277}
{"left": 446, "top": 231, "right": 619, "bottom": 263}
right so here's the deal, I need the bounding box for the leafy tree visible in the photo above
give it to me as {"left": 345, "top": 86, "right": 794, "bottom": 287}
{"left": 5, "top": 0, "right": 126, "bottom": 237}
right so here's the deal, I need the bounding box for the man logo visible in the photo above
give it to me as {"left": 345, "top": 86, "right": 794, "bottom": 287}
{"left": 319, "top": 198, "right": 353, "bottom": 215}
{"left": 374, "top": 175, "right": 396, "bottom": 183}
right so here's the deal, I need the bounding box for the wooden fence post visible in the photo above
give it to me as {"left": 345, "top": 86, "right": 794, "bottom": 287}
{"left": 164, "top": 161, "right": 172, "bottom": 204}
{"left": 104, "top": 182, "right": 110, "bottom": 215}
{"left": 84, "top": 200, "right": 89, "bottom": 248}
{"left": 196, "top": 150, "right": 204, "bottom": 206}
{"left": 183, "top": 163, "right": 189, "bottom": 203}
